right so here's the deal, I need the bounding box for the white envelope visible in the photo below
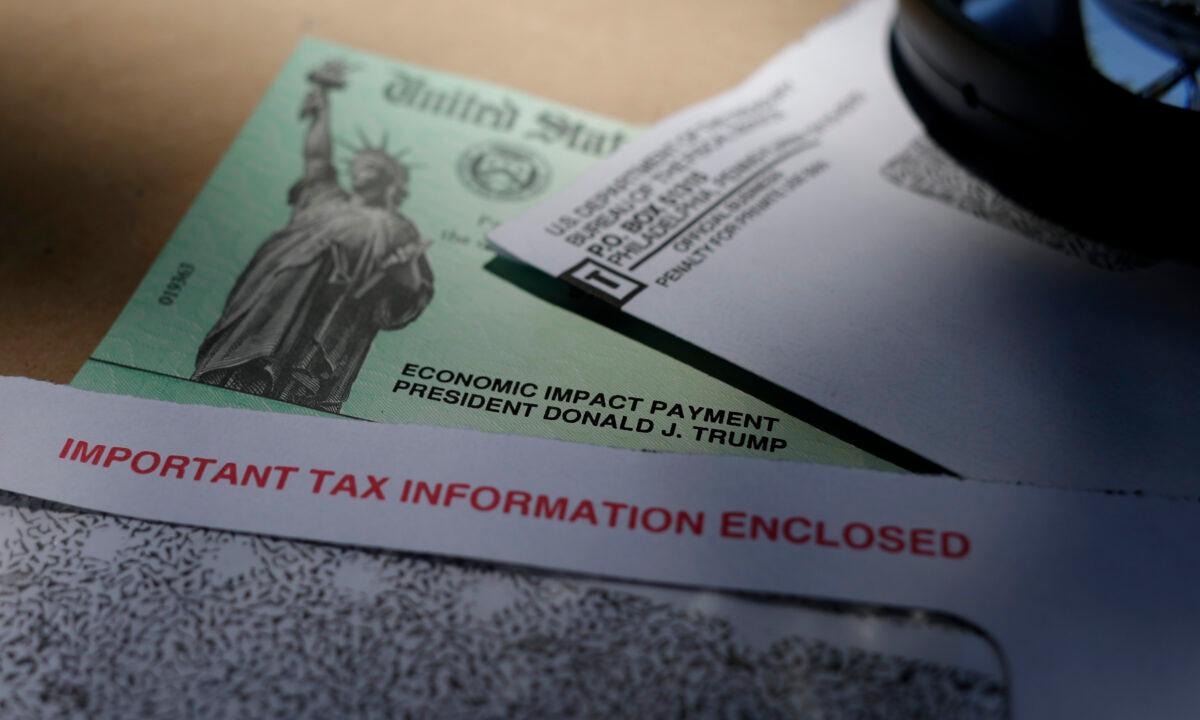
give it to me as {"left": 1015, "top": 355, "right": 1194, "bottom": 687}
{"left": 2, "top": 377, "right": 1200, "bottom": 718}
{"left": 489, "top": 0, "right": 1200, "bottom": 494}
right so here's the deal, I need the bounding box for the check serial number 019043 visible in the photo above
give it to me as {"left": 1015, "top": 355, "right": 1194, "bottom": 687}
{"left": 158, "top": 262, "right": 195, "bottom": 306}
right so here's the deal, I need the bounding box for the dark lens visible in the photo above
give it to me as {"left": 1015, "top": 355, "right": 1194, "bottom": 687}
{"left": 959, "top": 0, "right": 1200, "bottom": 109}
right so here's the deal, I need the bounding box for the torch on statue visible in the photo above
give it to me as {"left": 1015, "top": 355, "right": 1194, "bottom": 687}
{"left": 193, "top": 60, "right": 434, "bottom": 414}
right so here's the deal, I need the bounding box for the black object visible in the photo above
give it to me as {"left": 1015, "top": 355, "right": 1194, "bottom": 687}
{"left": 891, "top": 0, "right": 1199, "bottom": 262}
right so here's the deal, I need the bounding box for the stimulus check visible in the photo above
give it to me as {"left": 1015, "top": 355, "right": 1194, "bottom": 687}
{"left": 75, "top": 38, "right": 890, "bottom": 470}
{"left": 490, "top": 0, "right": 1200, "bottom": 494}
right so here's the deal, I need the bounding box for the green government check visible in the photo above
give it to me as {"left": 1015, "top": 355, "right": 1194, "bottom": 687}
{"left": 74, "top": 37, "right": 892, "bottom": 470}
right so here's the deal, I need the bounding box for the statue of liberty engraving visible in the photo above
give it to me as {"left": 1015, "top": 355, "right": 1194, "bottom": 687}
{"left": 193, "top": 60, "right": 433, "bottom": 413}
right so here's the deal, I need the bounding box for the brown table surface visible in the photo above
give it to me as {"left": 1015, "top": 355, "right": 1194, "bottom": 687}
{"left": 1, "top": 0, "right": 846, "bottom": 383}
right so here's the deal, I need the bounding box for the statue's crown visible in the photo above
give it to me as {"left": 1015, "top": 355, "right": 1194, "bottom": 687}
{"left": 339, "top": 129, "right": 412, "bottom": 184}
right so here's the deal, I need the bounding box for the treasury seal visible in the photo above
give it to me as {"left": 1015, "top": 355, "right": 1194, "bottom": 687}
{"left": 457, "top": 142, "right": 551, "bottom": 201}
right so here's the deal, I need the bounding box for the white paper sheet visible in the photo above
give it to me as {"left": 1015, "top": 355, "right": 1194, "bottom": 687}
{"left": 488, "top": 0, "right": 1200, "bottom": 493}
{"left": 1, "top": 376, "right": 1198, "bottom": 718}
